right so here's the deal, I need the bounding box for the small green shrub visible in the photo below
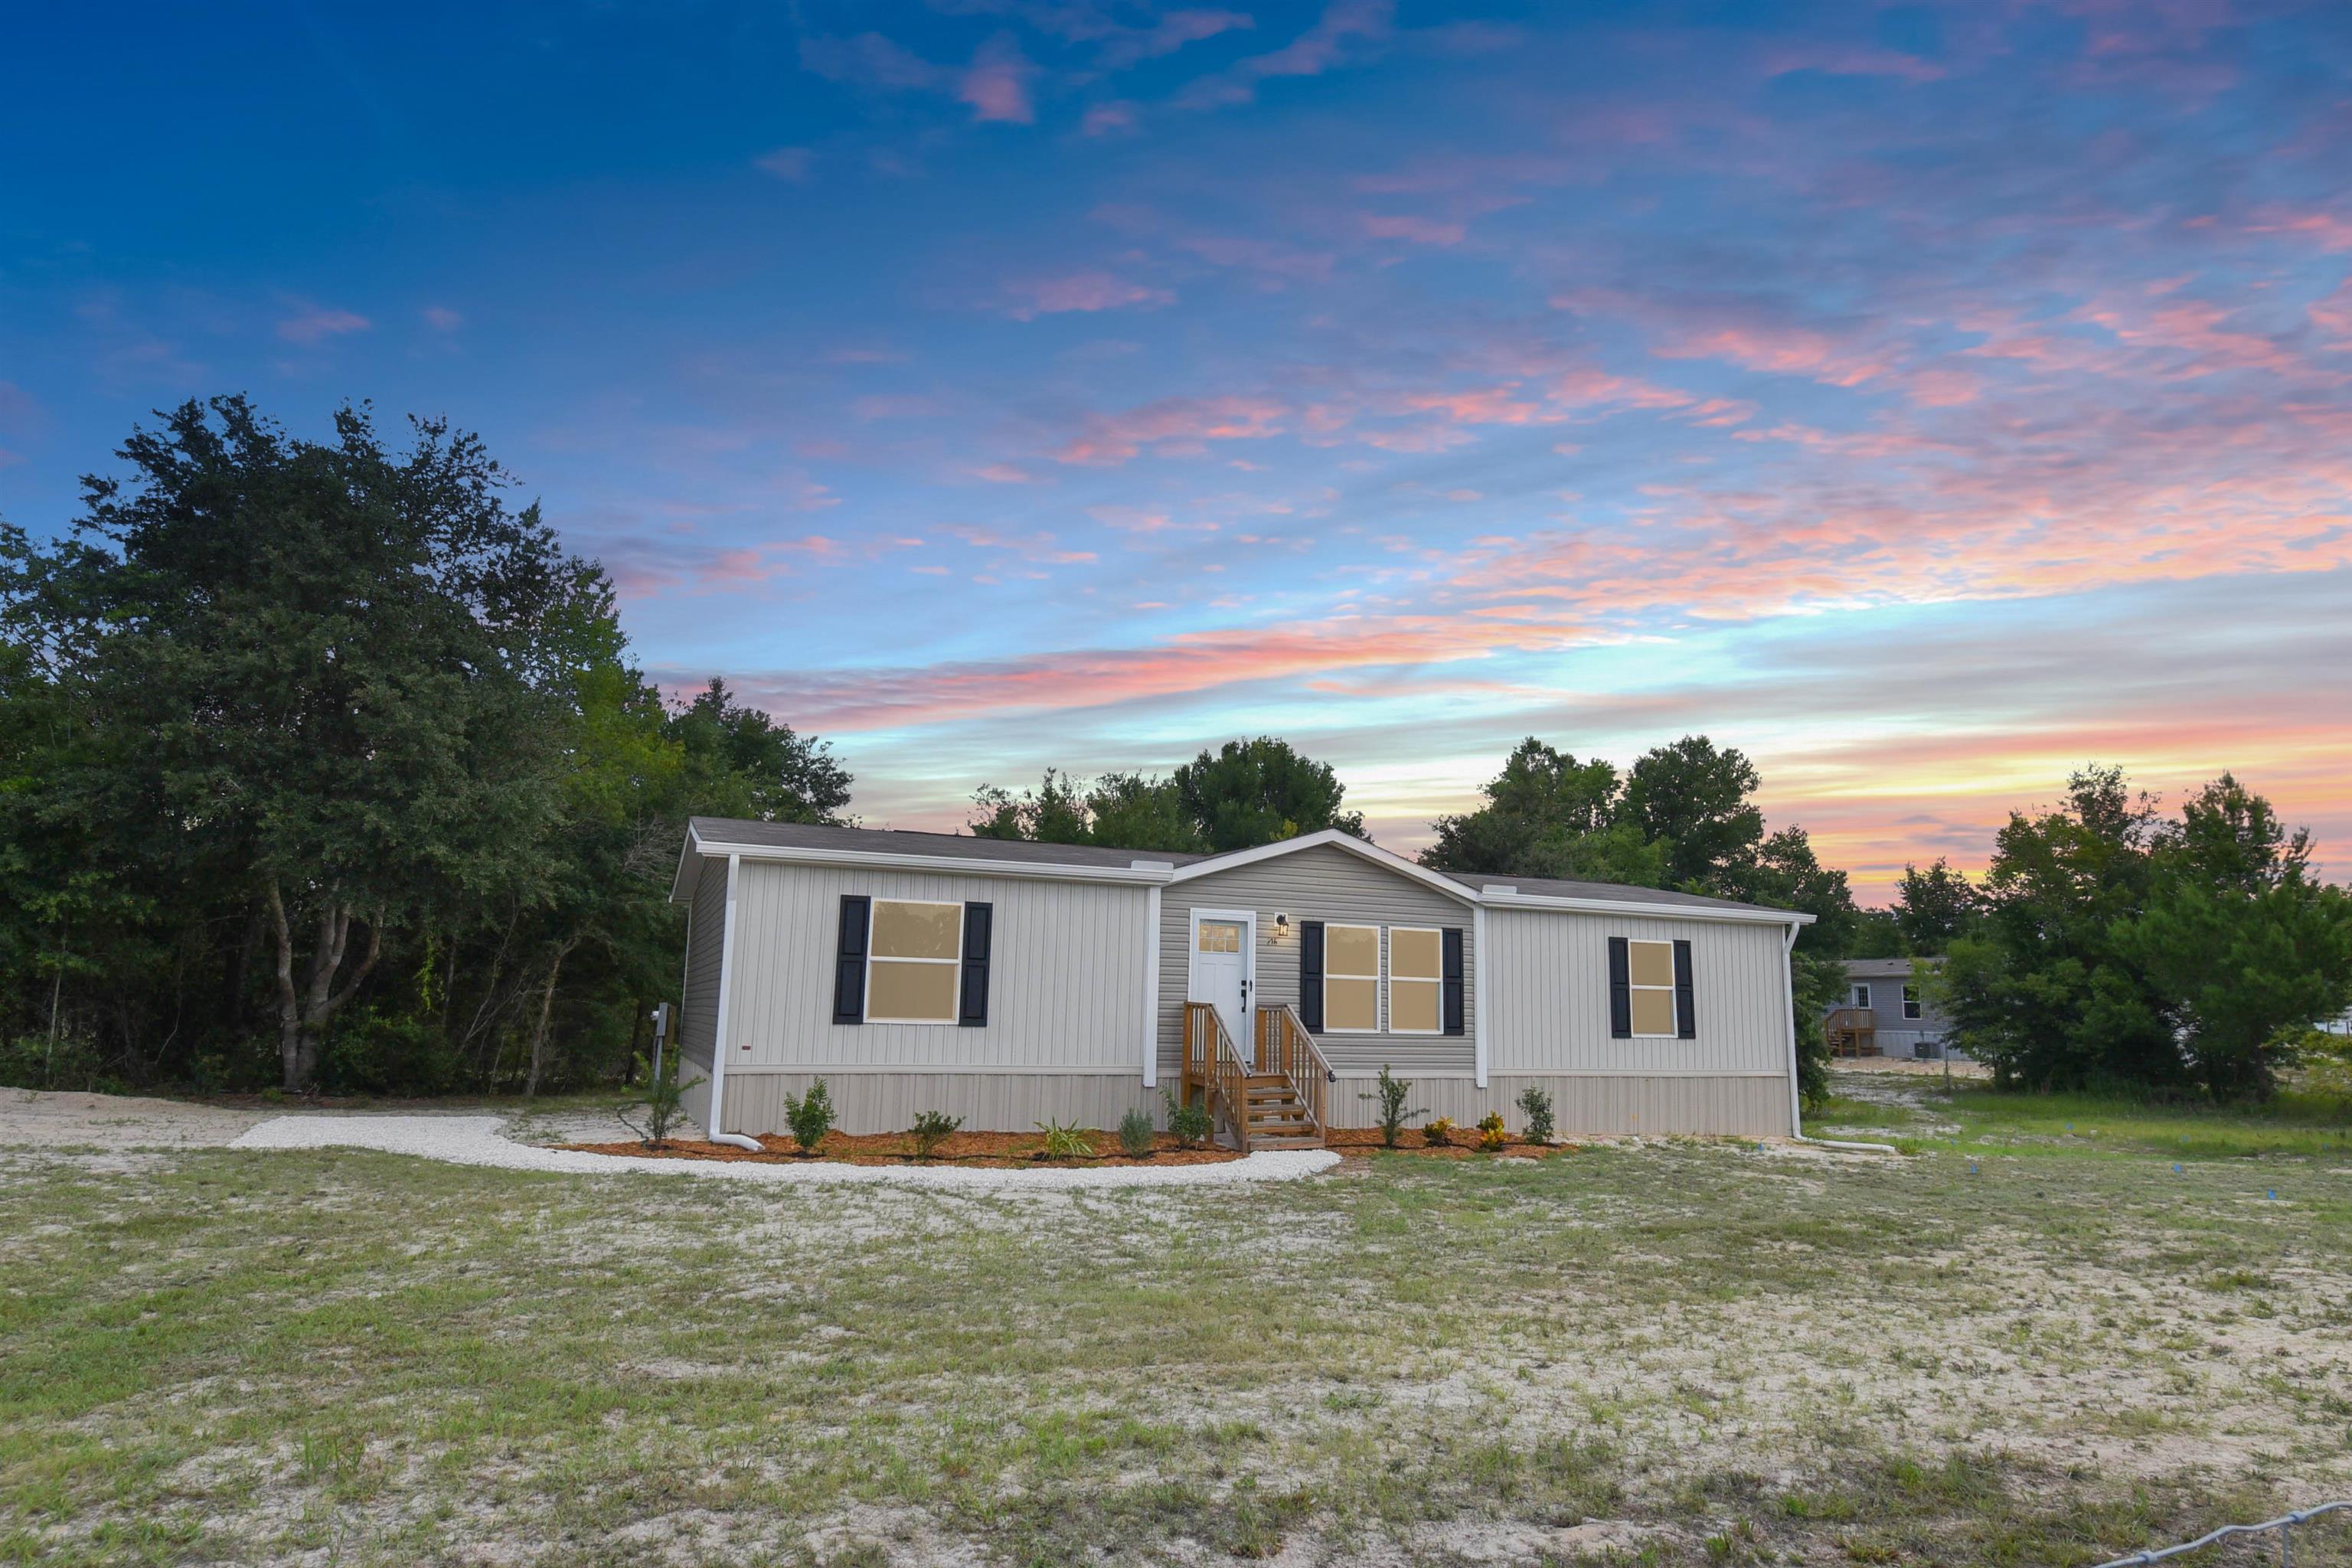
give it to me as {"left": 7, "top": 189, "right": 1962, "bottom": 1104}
{"left": 1477, "top": 1111, "right": 1508, "bottom": 1152}
{"left": 1117, "top": 1106, "right": 1156, "bottom": 1158}
{"left": 1165, "top": 1089, "right": 1214, "bottom": 1149}
{"left": 908, "top": 1109, "right": 962, "bottom": 1160}
{"left": 1361, "top": 1066, "right": 1426, "bottom": 1148}
{"left": 783, "top": 1078, "right": 837, "bottom": 1154}
{"left": 617, "top": 1050, "right": 704, "bottom": 1146}
{"left": 1515, "top": 1086, "right": 1556, "bottom": 1145}
{"left": 1423, "top": 1116, "right": 1456, "bottom": 1148}
{"left": 1034, "top": 1118, "right": 1096, "bottom": 1159}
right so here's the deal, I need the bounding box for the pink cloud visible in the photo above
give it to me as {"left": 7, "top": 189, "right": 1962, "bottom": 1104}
{"left": 276, "top": 303, "right": 371, "bottom": 345}
{"left": 420, "top": 305, "right": 463, "bottom": 333}
{"left": 1360, "top": 213, "right": 1467, "bottom": 247}
{"left": 960, "top": 36, "right": 1038, "bottom": 124}
{"left": 1081, "top": 101, "right": 1139, "bottom": 137}
{"left": 1054, "top": 395, "right": 1287, "bottom": 466}
{"left": 972, "top": 462, "right": 1036, "bottom": 484}
{"left": 1761, "top": 45, "right": 1943, "bottom": 83}
{"left": 754, "top": 146, "right": 815, "bottom": 181}
{"left": 1000, "top": 272, "right": 1174, "bottom": 320}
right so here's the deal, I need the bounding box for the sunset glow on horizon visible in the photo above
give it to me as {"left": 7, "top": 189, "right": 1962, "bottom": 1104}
{"left": 5, "top": 2, "right": 2348, "bottom": 899}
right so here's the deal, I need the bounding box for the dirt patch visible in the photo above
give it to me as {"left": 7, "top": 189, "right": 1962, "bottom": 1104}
{"left": 557, "top": 1127, "right": 1243, "bottom": 1168}
{"left": 0, "top": 1087, "right": 271, "bottom": 1148}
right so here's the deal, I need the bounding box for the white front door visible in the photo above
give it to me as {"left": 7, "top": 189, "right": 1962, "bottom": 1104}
{"left": 1187, "top": 910, "right": 1254, "bottom": 1060}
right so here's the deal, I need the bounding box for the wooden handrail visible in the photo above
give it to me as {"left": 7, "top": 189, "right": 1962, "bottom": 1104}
{"left": 1184, "top": 1001, "right": 1252, "bottom": 1151}
{"left": 1266, "top": 1003, "right": 1332, "bottom": 1138}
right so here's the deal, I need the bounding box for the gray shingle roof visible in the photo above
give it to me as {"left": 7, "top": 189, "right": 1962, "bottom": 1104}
{"left": 688, "top": 816, "right": 1208, "bottom": 870}
{"left": 684, "top": 816, "right": 1797, "bottom": 916}
{"left": 1433, "top": 870, "right": 1789, "bottom": 915}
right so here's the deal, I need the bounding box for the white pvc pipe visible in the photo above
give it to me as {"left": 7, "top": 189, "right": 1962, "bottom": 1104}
{"left": 704, "top": 854, "right": 761, "bottom": 1153}
{"left": 1780, "top": 920, "right": 1898, "bottom": 1156}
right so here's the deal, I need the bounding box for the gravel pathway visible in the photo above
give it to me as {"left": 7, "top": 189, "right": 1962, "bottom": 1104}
{"left": 230, "top": 1114, "right": 1341, "bottom": 1190}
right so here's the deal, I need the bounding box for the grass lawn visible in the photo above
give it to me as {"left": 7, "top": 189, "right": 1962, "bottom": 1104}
{"left": 4, "top": 1080, "right": 2350, "bottom": 1566}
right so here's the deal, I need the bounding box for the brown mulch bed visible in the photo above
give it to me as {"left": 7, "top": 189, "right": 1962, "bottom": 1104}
{"left": 1322, "top": 1128, "right": 1581, "bottom": 1160}
{"left": 557, "top": 1128, "right": 1243, "bottom": 1168}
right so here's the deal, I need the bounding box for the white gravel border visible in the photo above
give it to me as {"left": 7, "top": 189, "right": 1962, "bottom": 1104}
{"left": 229, "top": 1115, "right": 1340, "bottom": 1190}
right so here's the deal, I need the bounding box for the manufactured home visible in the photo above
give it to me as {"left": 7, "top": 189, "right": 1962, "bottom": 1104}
{"left": 1824, "top": 956, "right": 1964, "bottom": 1061}
{"left": 670, "top": 818, "right": 1815, "bottom": 1148}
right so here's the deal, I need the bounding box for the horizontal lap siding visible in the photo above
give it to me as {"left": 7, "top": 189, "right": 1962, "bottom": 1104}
{"left": 724, "top": 861, "right": 1150, "bottom": 1072}
{"left": 1322, "top": 1073, "right": 1788, "bottom": 1136}
{"left": 678, "top": 860, "right": 727, "bottom": 1070}
{"left": 1158, "top": 844, "right": 1475, "bottom": 1078}
{"left": 1484, "top": 909, "right": 1790, "bottom": 1076}
{"left": 715, "top": 1071, "right": 1159, "bottom": 1137}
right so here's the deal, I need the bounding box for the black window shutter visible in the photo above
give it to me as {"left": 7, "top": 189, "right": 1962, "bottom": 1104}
{"left": 1441, "top": 927, "right": 1465, "bottom": 1036}
{"left": 833, "top": 896, "right": 870, "bottom": 1024}
{"left": 1607, "top": 936, "right": 1632, "bottom": 1039}
{"left": 1298, "top": 921, "right": 1325, "bottom": 1031}
{"left": 1673, "top": 938, "right": 1696, "bottom": 1040}
{"left": 959, "top": 902, "right": 993, "bottom": 1027}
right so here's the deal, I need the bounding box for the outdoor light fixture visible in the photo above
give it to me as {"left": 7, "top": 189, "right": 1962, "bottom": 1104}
{"left": 1272, "top": 912, "right": 1292, "bottom": 942}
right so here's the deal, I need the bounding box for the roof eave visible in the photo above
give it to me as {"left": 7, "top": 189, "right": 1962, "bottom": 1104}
{"left": 683, "top": 836, "right": 1178, "bottom": 887}
{"left": 1477, "top": 888, "right": 1815, "bottom": 926}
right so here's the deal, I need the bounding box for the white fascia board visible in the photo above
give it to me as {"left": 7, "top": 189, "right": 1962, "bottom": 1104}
{"left": 1168, "top": 828, "right": 1478, "bottom": 906}
{"left": 685, "top": 838, "right": 1177, "bottom": 887}
{"left": 668, "top": 826, "right": 709, "bottom": 905}
{"left": 1476, "top": 888, "right": 1814, "bottom": 927}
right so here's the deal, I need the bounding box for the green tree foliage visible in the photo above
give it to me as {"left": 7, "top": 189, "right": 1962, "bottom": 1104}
{"left": 1174, "top": 737, "right": 1366, "bottom": 851}
{"left": 1619, "top": 736, "right": 1768, "bottom": 891}
{"left": 1893, "top": 858, "right": 1981, "bottom": 953}
{"left": 1423, "top": 738, "right": 1666, "bottom": 887}
{"left": 972, "top": 738, "right": 1364, "bottom": 854}
{"left": 0, "top": 399, "right": 851, "bottom": 1096}
{"left": 1936, "top": 767, "right": 2352, "bottom": 1098}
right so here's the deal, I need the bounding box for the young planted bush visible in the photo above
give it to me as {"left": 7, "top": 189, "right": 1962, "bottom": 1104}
{"left": 1117, "top": 1106, "right": 1157, "bottom": 1158}
{"left": 1423, "top": 1116, "right": 1456, "bottom": 1148}
{"left": 1163, "top": 1090, "right": 1214, "bottom": 1149}
{"left": 1361, "top": 1065, "right": 1426, "bottom": 1148}
{"left": 1515, "top": 1086, "right": 1556, "bottom": 1145}
{"left": 1034, "top": 1119, "right": 1096, "bottom": 1160}
{"left": 783, "top": 1077, "right": 837, "bottom": 1155}
{"left": 1477, "top": 1111, "right": 1508, "bottom": 1152}
{"left": 908, "top": 1109, "right": 962, "bottom": 1160}
{"left": 616, "top": 1050, "right": 704, "bottom": 1147}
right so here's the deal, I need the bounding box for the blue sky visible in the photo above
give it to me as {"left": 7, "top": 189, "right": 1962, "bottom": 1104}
{"left": 5, "top": 1, "right": 2350, "bottom": 895}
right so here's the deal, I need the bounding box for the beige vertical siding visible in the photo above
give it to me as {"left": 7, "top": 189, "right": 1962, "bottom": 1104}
{"left": 1481, "top": 907, "right": 1791, "bottom": 1076}
{"left": 1158, "top": 844, "right": 1477, "bottom": 1079}
{"left": 720, "top": 860, "right": 1152, "bottom": 1073}
{"left": 678, "top": 857, "right": 728, "bottom": 1070}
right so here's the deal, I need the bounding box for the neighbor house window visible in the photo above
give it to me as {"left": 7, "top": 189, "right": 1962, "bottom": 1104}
{"left": 1387, "top": 926, "right": 1442, "bottom": 1034}
{"left": 1628, "top": 939, "right": 1678, "bottom": 1037}
{"left": 1851, "top": 984, "right": 1872, "bottom": 1010}
{"left": 1325, "top": 923, "right": 1380, "bottom": 1033}
{"left": 864, "top": 898, "right": 963, "bottom": 1023}
{"left": 1902, "top": 984, "right": 1922, "bottom": 1021}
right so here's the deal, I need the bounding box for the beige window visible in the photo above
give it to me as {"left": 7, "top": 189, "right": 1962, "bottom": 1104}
{"left": 1325, "top": 923, "right": 1380, "bottom": 1033}
{"left": 1197, "top": 920, "right": 1243, "bottom": 953}
{"left": 867, "top": 899, "right": 962, "bottom": 1024}
{"left": 1628, "top": 939, "right": 1677, "bottom": 1037}
{"left": 1387, "top": 926, "right": 1442, "bottom": 1034}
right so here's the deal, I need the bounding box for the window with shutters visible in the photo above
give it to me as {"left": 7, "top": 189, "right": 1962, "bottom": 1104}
{"left": 1387, "top": 926, "right": 1442, "bottom": 1034}
{"left": 1627, "top": 939, "right": 1678, "bottom": 1037}
{"left": 1324, "top": 923, "right": 1381, "bottom": 1033}
{"left": 865, "top": 899, "right": 963, "bottom": 1023}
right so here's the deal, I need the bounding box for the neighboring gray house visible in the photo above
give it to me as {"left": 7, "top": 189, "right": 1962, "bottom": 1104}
{"left": 1828, "top": 957, "right": 1962, "bottom": 1060}
{"left": 671, "top": 819, "right": 1817, "bottom": 1146}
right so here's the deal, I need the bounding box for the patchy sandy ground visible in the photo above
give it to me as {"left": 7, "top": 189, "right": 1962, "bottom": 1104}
{"left": 1830, "top": 1056, "right": 1993, "bottom": 1080}
{"left": 0, "top": 1087, "right": 272, "bottom": 1148}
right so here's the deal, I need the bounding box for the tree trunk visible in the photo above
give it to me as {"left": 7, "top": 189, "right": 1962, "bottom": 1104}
{"left": 266, "top": 884, "right": 384, "bottom": 1093}
{"left": 524, "top": 940, "right": 574, "bottom": 1099}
